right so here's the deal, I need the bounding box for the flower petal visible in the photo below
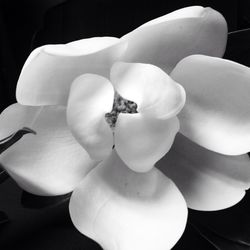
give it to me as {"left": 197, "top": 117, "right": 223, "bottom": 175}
{"left": 16, "top": 37, "right": 127, "bottom": 106}
{"left": 0, "top": 104, "right": 98, "bottom": 196}
{"left": 121, "top": 6, "right": 227, "bottom": 73}
{"left": 171, "top": 55, "right": 250, "bottom": 155}
{"left": 157, "top": 133, "right": 250, "bottom": 211}
{"left": 69, "top": 151, "right": 187, "bottom": 250}
{"left": 115, "top": 113, "right": 179, "bottom": 172}
{"left": 110, "top": 62, "right": 185, "bottom": 119}
{"left": 67, "top": 74, "right": 114, "bottom": 160}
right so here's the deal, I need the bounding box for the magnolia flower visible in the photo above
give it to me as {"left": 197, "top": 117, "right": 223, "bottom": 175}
{"left": 1, "top": 5, "right": 250, "bottom": 250}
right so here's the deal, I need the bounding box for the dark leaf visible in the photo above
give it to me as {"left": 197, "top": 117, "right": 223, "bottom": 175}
{"left": 174, "top": 188, "right": 250, "bottom": 250}
{"left": 237, "top": 1, "right": 250, "bottom": 30}
{"left": 0, "top": 211, "right": 9, "bottom": 225}
{"left": 0, "top": 127, "right": 36, "bottom": 154}
{"left": 190, "top": 222, "right": 250, "bottom": 250}
{"left": 0, "top": 179, "right": 100, "bottom": 249}
{"left": 224, "top": 28, "right": 250, "bottom": 66}
{"left": 188, "top": 191, "right": 250, "bottom": 247}
{"left": 173, "top": 222, "right": 217, "bottom": 250}
{"left": 0, "top": 1, "right": 67, "bottom": 111}
{"left": 21, "top": 191, "right": 71, "bottom": 209}
{"left": 0, "top": 164, "right": 9, "bottom": 184}
{"left": 239, "top": 189, "right": 250, "bottom": 215}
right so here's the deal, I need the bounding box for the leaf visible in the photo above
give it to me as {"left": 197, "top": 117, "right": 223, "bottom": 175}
{"left": 30, "top": 0, "right": 68, "bottom": 49}
{"left": 224, "top": 28, "right": 250, "bottom": 67}
{"left": 0, "top": 164, "right": 9, "bottom": 184}
{"left": 0, "top": 211, "right": 9, "bottom": 225}
{"left": 190, "top": 222, "right": 250, "bottom": 250}
{"left": 173, "top": 189, "right": 250, "bottom": 250}
{"left": 173, "top": 222, "right": 217, "bottom": 250}
{"left": 188, "top": 190, "right": 250, "bottom": 247}
{"left": 21, "top": 191, "right": 71, "bottom": 209}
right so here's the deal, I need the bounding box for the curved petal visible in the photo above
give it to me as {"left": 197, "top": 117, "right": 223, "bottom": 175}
{"left": 115, "top": 113, "right": 179, "bottom": 172}
{"left": 69, "top": 151, "right": 187, "bottom": 250}
{"left": 111, "top": 62, "right": 185, "bottom": 119}
{"left": 67, "top": 74, "right": 114, "bottom": 160}
{"left": 0, "top": 104, "right": 98, "bottom": 196}
{"left": 157, "top": 133, "right": 250, "bottom": 211}
{"left": 121, "top": 6, "right": 227, "bottom": 73}
{"left": 171, "top": 55, "right": 250, "bottom": 155}
{"left": 16, "top": 37, "right": 127, "bottom": 106}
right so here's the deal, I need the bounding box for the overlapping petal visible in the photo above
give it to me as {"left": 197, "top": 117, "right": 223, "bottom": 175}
{"left": 69, "top": 151, "right": 187, "bottom": 250}
{"left": 121, "top": 6, "right": 227, "bottom": 73}
{"left": 110, "top": 62, "right": 186, "bottom": 119}
{"left": 67, "top": 74, "right": 114, "bottom": 160}
{"left": 157, "top": 133, "right": 250, "bottom": 211}
{"left": 0, "top": 104, "right": 98, "bottom": 196}
{"left": 115, "top": 114, "right": 179, "bottom": 172}
{"left": 16, "top": 37, "right": 127, "bottom": 106}
{"left": 171, "top": 55, "right": 250, "bottom": 155}
{"left": 108, "top": 62, "right": 184, "bottom": 172}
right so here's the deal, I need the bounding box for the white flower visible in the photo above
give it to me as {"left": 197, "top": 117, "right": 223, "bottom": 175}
{"left": 0, "top": 5, "right": 250, "bottom": 250}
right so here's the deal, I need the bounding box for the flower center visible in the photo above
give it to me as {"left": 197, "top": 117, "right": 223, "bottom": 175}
{"left": 105, "top": 92, "right": 138, "bottom": 129}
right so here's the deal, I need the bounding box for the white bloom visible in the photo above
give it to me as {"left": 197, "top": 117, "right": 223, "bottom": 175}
{"left": 0, "top": 5, "right": 250, "bottom": 250}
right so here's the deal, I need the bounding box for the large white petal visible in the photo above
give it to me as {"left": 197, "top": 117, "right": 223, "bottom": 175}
{"left": 67, "top": 74, "right": 114, "bottom": 160}
{"left": 0, "top": 104, "right": 98, "bottom": 196}
{"left": 16, "top": 37, "right": 127, "bottom": 106}
{"left": 171, "top": 55, "right": 250, "bottom": 155}
{"left": 121, "top": 6, "right": 227, "bottom": 73}
{"left": 115, "top": 113, "right": 179, "bottom": 172}
{"left": 69, "top": 151, "right": 187, "bottom": 250}
{"left": 157, "top": 133, "right": 250, "bottom": 211}
{"left": 110, "top": 62, "right": 185, "bottom": 119}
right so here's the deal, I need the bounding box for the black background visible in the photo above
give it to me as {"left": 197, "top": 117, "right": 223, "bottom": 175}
{"left": 1, "top": 0, "right": 250, "bottom": 111}
{"left": 1, "top": 0, "right": 250, "bottom": 249}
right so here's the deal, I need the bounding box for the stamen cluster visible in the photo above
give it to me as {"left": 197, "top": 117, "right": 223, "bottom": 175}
{"left": 105, "top": 92, "right": 138, "bottom": 129}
